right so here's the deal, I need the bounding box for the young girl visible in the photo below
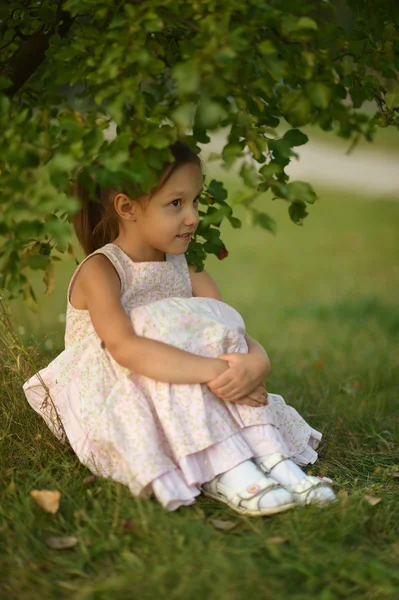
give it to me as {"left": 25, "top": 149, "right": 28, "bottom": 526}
{"left": 23, "top": 141, "right": 336, "bottom": 516}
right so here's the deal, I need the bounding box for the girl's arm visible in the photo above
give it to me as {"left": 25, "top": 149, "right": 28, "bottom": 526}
{"left": 245, "top": 334, "right": 271, "bottom": 377}
{"left": 189, "top": 266, "right": 271, "bottom": 401}
{"left": 79, "top": 255, "right": 228, "bottom": 384}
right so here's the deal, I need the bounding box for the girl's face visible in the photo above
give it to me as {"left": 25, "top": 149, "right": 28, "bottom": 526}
{"left": 134, "top": 162, "right": 203, "bottom": 257}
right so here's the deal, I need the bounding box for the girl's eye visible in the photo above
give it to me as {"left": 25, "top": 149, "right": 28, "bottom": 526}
{"left": 170, "top": 199, "right": 181, "bottom": 207}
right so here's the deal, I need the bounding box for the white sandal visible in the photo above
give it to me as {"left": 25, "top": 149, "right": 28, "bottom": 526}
{"left": 201, "top": 473, "right": 296, "bottom": 517}
{"left": 257, "top": 453, "right": 337, "bottom": 507}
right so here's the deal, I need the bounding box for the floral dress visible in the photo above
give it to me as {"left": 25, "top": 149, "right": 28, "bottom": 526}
{"left": 23, "top": 243, "right": 322, "bottom": 511}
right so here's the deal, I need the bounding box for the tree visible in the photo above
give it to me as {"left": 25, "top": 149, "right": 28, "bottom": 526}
{"left": 0, "top": 0, "right": 398, "bottom": 306}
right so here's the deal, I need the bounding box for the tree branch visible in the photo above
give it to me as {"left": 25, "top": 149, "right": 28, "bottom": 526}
{"left": 0, "top": 8, "right": 75, "bottom": 98}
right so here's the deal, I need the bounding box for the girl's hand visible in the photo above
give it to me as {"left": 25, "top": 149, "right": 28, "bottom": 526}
{"left": 207, "top": 353, "right": 269, "bottom": 403}
{"left": 228, "top": 383, "right": 269, "bottom": 408}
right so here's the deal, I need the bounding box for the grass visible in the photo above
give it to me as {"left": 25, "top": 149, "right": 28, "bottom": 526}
{"left": 1, "top": 174, "right": 399, "bottom": 599}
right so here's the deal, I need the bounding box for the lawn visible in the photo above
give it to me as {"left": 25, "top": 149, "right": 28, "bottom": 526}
{"left": 1, "top": 172, "right": 399, "bottom": 599}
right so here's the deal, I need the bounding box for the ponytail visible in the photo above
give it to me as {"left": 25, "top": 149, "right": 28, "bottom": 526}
{"left": 72, "top": 177, "right": 119, "bottom": 256}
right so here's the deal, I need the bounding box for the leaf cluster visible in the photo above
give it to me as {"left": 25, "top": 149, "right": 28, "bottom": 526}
{"left": 0, "top": 0, "right": 398, "bottom": 299}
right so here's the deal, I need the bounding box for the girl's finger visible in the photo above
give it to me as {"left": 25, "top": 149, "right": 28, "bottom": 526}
{"left": 207, "top": 368, "right": 234, "bottom": 390}
{"left": 247, "top": 393, "right": 267, "bottom": 405}
{"left": 225, "top": 390, "right": 254, "bottom": 403}
{"left": 212, "top": 381, "right": 240, "bottom": 397}
{"left": 234, "top": 399, "right": 262, "bottom": 408}
{"left": 248, "top": 389, "right": 268, "bottom": 403}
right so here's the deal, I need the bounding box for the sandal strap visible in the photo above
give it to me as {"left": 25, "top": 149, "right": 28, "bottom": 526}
{"left": 232, "top": 476, "right": 284, "bottom": 511}
{"left": 258, "top": 453, "right": 291, "bottom": 475}
{"left": 289, "top": 475, "right": 333, "bottom": 504}
{"left": 208, "top": 474, "right": 283, "bottom": 512}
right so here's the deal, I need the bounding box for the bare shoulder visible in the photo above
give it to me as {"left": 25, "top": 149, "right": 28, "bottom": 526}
{"left": 188, "top": 264, "right": 223, "bottom": 301}
{"left": 70, "top": 254, "right": 121, "bottom": 309}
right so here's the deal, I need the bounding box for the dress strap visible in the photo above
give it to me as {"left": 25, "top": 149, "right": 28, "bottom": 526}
{"left": 94, "top": 244, "right": 130, "bottom": 294}
{"left": 168, "top": 252, "right": 193, "bottom": 295}
{"left": 67, "top": 243, "right": 129, "bottom": 303}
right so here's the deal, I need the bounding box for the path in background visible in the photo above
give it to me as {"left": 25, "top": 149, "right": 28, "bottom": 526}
{"left": 199, "top": 129, "right": 399, "bottom": 198}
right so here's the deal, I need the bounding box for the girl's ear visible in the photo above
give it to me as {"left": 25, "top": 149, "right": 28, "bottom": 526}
{"left": 113, "top": 193, "right": 138, "bottom": 221}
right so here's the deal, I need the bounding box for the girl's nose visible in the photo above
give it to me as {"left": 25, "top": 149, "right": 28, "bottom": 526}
{"left": 184, "top": 205, "right": 199, "bottom": 228}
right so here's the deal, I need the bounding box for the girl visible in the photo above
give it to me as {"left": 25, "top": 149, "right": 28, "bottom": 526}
{"left": 23, "top": 140, "right": 336, "bottom": 516}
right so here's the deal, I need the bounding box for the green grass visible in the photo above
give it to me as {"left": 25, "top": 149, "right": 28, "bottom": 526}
{"left": 1, "top": 176, "right": 399, "bottom": 599}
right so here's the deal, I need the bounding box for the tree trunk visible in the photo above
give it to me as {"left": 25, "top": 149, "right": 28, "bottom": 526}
{"left": 1, "top": 10, "right": 75, "bottom": 98}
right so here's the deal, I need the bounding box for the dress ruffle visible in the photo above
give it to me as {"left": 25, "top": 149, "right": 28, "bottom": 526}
{"left": 152, "top": 424, "right": 322, "bottom": 511}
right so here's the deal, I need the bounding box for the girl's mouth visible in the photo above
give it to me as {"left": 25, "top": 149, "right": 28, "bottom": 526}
{"left": 176, "top": 233, "right": 192, "bottom": 239}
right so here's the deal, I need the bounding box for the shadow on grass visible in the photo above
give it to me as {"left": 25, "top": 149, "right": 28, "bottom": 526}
{"left": 282, "top": 296, "right": 399, "bottom": 337}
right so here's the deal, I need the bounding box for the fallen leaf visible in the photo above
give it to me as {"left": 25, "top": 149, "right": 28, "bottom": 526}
{"left": 30, "top": 490, "right": 61, "bottom": 514}
{"left": 83, "top": 475, "right": 97, "bottom": 485}
{"left": 312, "top": 360, "right": 325, "bottom": 371}
{"left": 122, "top": 519, "right": 136, "bottom": 532}
{"left": 364, "top": 494, "right": 382, "bottom": 506}
{"left": 45, "top": 535, "right": 78, "bottom": 550}
{"left": 7, "top": 481, "right": 16, "bottom": 493}
{"left": 209, "top": 519, "right": 238, "bottom": 531}
{"left": 266, "top": 536, "right": 289, "bottom": 545}
{"left": 352, "top": 380, "right": 360, "bottom": 389}
{"left": 337, "top": 489, "right": 350, "bottom": 507}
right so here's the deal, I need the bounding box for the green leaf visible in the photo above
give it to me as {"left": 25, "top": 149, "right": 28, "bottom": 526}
{"left": 385, "top": 85, "right": 399, "bottom": 110}
{"left": 201, "top": 205, "right": 232, "bottom": 226}
{"left": 267, "top": 138, "right": 297, "bottom": 165}
{"left": 222, "top": 143, "right": 244, "bottom": 166}
{"left": 286, "top": 181, "right": 317, "bottom": 204}
{"left": 50, "top": 153, "right": 78, "bottom": 172}
{"left": 171, "top": 103, "right": 194, "bottom": 133}
{"left": 83, "top": 128, "right": 104, "bottom": 154}
{"left": 280, "top": 90, "right": 312, "bottom": 127}
{"left": 23, "top": 283, "right": 39, "bottom": 312}
{"left": 0, "top": 76, "right": 12, "bottom": 91}
{"left": 240, "top": 163, "right": 259, "bottom": 189}
{"left": 306, "top": 83, "right": 333, "bottom": 110}
{"left": 257, "top": 40, "right": 277, "bottom": 55}
{"left": 195, "top": 99, "right": 227, "bottom": 129}
{"left": 27, "top": 254, "right": 51, "bottom": 270}
{"left": 296, "top": 17, "right": 318, "bottom": 31}
{"left": 0, "top": 93, "right": 10, "bottom": 115}
{"left": 228, "top": 216, "right": 241, "bottom": 229}
{"left": 289, "top": 201, "right": 309, "bottom": 225}
{"left": 173, "top": 63, "right": 200, "bottom": 95}
{"left": 259, "top": 162, "right": 284, "bottom": 179}
{"left": 207, "top": 180, "right": 228, "bottom": 203}
{"left": 43, "top": 262, "right": 55, "bottom": 295}
{"left": 283, "top": 129, "right": 309, "bottom": 147}
{"left": 252, "top": 211, "right": 277, "bottom": 234}
{"left": 14, "top": 221, "right": 44, "bottom": 241}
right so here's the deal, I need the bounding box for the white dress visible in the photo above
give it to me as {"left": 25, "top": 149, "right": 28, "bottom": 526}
{"left": 23, "top": 243, "right": 323, "bottom": 510}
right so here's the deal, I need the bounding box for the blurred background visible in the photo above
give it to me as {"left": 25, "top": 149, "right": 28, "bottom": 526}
{"left": 10, "top": 117, "right": 399, "bottom": 366}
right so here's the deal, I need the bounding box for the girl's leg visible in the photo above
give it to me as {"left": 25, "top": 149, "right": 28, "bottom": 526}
{"left": 241, "top": 425, "right": 336, "bottom": 505}
{"left": 214, "top": 459, "right": 294, "bottom": 511}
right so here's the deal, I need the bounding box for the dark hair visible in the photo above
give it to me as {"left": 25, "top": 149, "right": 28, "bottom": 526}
{"left": 72, "top": 140, "right": 203, "bottom": 256}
